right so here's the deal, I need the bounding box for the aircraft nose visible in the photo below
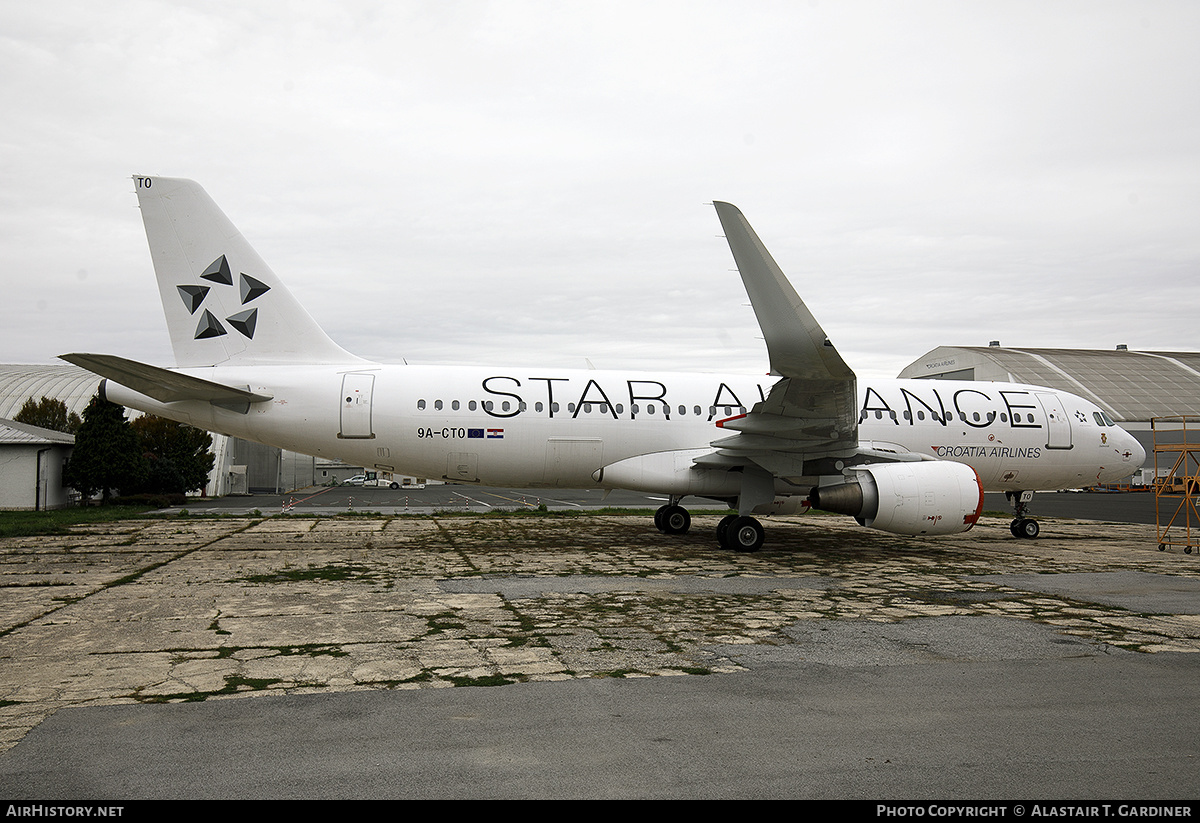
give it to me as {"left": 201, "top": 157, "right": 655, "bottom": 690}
{"left": 1128, "top": 434, "right": 1146, "bottom": 468}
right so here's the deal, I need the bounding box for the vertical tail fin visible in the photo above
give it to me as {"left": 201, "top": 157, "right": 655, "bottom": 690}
{"left": 134, "top": 176, "right": 366, "bottom": 367}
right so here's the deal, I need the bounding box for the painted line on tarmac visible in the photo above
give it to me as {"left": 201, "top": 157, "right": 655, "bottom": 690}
{"left": 536, "top": 496, "right": 585, "bottom": 508}
{"left": 477, "top": 490, "right": 585, "bottom": 509}
{"left": 293, "top": 487, "right": 337, "bottom": 504}
{"left": 452, "top": 492, "right": 493, "bottom": 509}
{"left": 477, "top": 491, "right": 539, "bottom": 508}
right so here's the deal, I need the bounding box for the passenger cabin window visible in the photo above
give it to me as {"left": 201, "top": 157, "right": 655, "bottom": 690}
{"left": 417, "top": 399, "right": 426, "bottom": 410}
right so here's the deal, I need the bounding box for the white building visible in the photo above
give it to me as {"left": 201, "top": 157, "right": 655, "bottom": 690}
{"left": 0, "top": 418, "right": 74, "bottom": 510}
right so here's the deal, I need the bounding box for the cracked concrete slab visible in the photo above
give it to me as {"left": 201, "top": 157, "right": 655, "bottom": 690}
{"left": 439, "top": 575, "right": 836, "bottom": 597}
{"left": 1, "top": 511, "right": 1199, "bottom": 796}
{"left": 976, "top": 570, "right": 1200, "bottom": 614}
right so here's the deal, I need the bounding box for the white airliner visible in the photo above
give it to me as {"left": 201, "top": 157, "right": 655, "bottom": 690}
{"left": 62, "top": 176, "right": 1144, "bottom": 551}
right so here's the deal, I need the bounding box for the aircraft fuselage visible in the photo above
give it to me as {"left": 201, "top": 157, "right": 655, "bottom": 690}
{"left": 103, "top": 364, "right": 1143, "bottom": 497}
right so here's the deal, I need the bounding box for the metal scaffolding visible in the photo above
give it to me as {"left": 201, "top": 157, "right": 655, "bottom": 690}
{"left": 1153, "top": 415, "right": 1200, "bottom": 554}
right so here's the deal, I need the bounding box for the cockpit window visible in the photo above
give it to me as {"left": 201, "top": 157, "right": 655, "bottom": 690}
{"left": 1093, "top": 412, "right": 1107, "bottom": 427}
{"left": 1101, "top": 411, "right": 1116, "bottom": 426}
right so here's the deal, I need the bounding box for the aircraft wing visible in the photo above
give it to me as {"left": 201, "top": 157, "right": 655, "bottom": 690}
{"left": 699, "top": 203, "right": 858, "bottom": 479}
{"left": 60, "top": 353, "right": 272, "bottom": 407}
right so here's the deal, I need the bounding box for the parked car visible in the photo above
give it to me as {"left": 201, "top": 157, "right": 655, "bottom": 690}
{"left": 340, "top": 472, "right": 403, "bottom": 489}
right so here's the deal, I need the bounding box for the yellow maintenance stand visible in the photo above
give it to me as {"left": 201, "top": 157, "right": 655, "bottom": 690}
{"left": 1154, "top": 415, "right": 1200, "bottom": 553}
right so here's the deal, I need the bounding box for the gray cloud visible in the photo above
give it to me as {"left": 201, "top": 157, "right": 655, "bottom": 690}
{"left": 3, "top": 1, "right": 1198, "bottom": 379}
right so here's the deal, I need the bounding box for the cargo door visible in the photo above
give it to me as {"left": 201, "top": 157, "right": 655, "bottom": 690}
{"left": 447, "top": 452, "right": 479, "bottom": 482}
{"left": 544, "top": 438, "right": 603, "bottom": 487}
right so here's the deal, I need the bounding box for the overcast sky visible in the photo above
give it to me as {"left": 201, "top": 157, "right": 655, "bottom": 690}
{"left": 3, "top": 1, "right": 1198, "bottom": 379}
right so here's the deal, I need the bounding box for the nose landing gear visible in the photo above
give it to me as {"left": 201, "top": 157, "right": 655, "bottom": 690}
{"left": 1006, "top": 490, "right": 1040, "bottom": 539}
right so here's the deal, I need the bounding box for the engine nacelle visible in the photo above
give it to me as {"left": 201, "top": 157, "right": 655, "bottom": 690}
{"left": 809, "top": 461, "right": 983, "bottom": 535}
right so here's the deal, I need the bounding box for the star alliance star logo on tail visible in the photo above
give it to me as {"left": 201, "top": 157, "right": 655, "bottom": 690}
{"left": 175, "top": 255, "right": 271, "bottom": 340}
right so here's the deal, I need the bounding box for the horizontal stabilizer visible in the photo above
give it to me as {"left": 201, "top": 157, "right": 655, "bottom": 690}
{"left": 60, "top": 353, "right": 272, "bottom": 405}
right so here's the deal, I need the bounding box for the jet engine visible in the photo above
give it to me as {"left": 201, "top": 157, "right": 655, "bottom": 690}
{"left": 809, "top": 461, "right": 983, "bottom": 535}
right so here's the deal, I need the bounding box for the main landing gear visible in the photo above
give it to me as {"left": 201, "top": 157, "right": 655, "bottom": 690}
{"left": 653, "top": 500, "right": 765, "bottom": 552}
{"left": 1006, "top": 490, "right": 1040, "bottom": 539}
{"left": 653, "top": 501, "right": 691, "bottom": 535}
{"left": 717, "top": 514, "right": 765, "bottom": 552}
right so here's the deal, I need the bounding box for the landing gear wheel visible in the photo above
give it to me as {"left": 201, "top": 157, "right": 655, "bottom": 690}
{"left": 1006, "top": 491, "right": 1040, "bottom": 538}
{"left": 1010, "top": 518, "right": 1040, "bottom": 539}
{"left": 654, "top": 505, "right": 690, "bottom": 535}
{"left": 716, "top": 514, "right": 738, "bottom": 549}
{"left": 661, "top": 505, "right": 690, "bottom": 535}
{"left": 728, "top": 516, "right": 764, "bottom": 553}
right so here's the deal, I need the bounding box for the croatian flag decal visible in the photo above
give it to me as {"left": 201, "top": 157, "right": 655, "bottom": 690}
{"left": 487, "top": 428, "right": 504, "bottom": 439}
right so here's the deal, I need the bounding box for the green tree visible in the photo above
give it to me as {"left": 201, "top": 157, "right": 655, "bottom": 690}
{"left": 13, "top": 396, "right": 81, "bottom": 434}
{"left": 129, "top": 415, "right": 215, "bottom": 496}
{"left": 64, "top": 395, "right": 147, "bottom": 503}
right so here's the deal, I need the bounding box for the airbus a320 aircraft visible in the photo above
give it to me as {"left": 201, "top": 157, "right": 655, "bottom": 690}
{"left": 62, "top": 177, "right": 1144, "bottom": 551}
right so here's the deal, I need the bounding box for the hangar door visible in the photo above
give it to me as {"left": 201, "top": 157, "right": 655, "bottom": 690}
{"left": 339, "top": 372, "right": 375, "bottom": 439}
